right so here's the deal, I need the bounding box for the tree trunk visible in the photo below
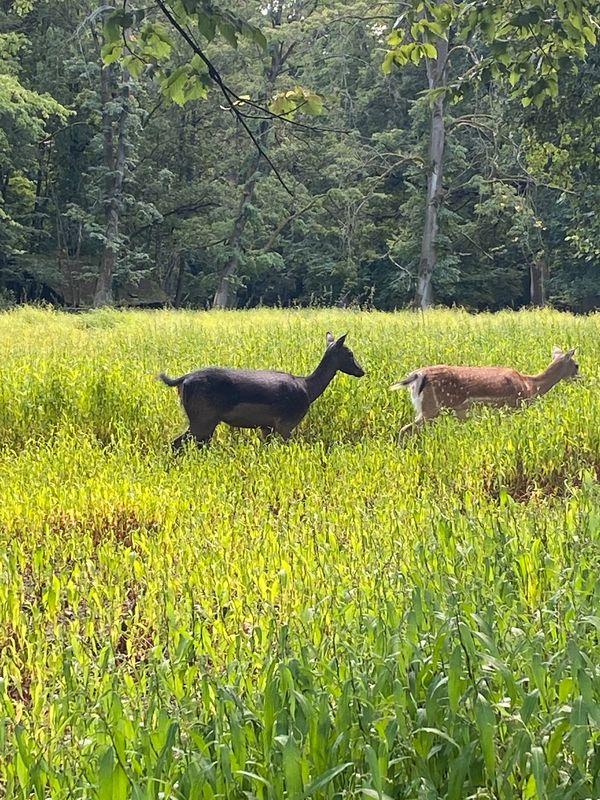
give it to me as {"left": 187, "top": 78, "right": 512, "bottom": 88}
{"left": 414, "top": 14, "right": 449, "bottom": 310}
{"left": 212, "top": 172, "right": 261, "bottom": 309}
{"left": 1, "top": 170, "right": 10, "bottom": 202}
{"left": 212, "top": 40, "right": 288, "bottom": 309}
{"left": 530, "top": 258, "right": 545, "bottom": 307}
{"left": 173, "top": 253, "right": 186, "bottom": 307}
{"left": 93, "top": 36, "right": 130, "bottom": 307}
{"left": 32, "top": 147, "right": 46, "bottom": 234}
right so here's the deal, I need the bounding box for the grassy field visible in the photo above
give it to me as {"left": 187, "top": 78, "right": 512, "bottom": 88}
{"left": 1, "top": 306, "right": 600, "bottom": 799}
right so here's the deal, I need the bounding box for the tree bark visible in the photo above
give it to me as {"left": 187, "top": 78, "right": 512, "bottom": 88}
{"left": 173, "top": 253, "right": 186, "bottom": 307}
{"left": 529, "top": 258, "right": 545, "bottom": 307}
{"left": 93, "top": 36, "right": 130, "bottom": 307}
{"left": 414, "top": 14, "right": 449, "bottom": 310}
{"left": 212, "top": 30, "right": 291, "bottom": 309}
{"left": 212, "top": 170, "right": 262, "bottom": 309}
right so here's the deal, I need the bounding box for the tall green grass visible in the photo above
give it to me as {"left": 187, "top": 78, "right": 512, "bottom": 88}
{"left": 1, "top": 307, "right": 600, "bottom": 798}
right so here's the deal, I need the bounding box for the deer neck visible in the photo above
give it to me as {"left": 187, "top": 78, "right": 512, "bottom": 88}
{"left": 304, "top": 354, "right": 338, "bottom": 402}
{"left": 529, "top": 360, "right": 566, "bottom": 397}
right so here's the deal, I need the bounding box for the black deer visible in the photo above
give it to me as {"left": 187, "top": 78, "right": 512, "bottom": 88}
{"left": 160, "top": 332, "right": 365, "bottom": 449}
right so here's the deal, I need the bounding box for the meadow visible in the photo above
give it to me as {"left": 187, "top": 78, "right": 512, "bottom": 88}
{"left": 1, "top": 306, "right": 600, "bottom": 799}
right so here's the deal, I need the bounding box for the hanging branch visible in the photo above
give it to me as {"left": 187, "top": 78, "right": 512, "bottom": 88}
{"left": 154, "top": 0, "right": 294, "bottom": 194}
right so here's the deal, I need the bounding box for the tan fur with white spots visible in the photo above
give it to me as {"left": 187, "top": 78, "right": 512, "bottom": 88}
{"left": 391, "top": 346, "right": 579, "bottom": 441}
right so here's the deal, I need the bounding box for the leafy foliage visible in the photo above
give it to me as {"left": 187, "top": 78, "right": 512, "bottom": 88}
{"left": 385, "top": 0, "right": 598, "bottom": 107}
{"left": 0, "top": 0, "right": 598, "bottom": 309}
{"left": 1, "top": 307, "right": 600, "bottom": 796}
{"left": 101, "top": 1, "right": 323, "bottom": 117}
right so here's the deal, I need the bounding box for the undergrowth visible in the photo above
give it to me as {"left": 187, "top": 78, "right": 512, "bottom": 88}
{"left": 1, "top": 307, "right": 600, "bottom": 799}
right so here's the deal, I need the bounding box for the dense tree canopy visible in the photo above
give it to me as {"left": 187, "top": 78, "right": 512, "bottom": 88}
{"left": 0, "top": 0, "right": 598, "bottom": 310}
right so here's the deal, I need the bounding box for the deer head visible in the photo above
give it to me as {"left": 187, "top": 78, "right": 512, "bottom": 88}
{"left": 325, "top": 332, "right": 365, "bottom": 377}
{"left": 550, "top": 346, "right": 580, "bottom": 380}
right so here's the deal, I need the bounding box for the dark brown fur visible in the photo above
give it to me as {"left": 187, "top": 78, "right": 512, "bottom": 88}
{"left": 160, "top": 332, "right": 365, "bottom": 449}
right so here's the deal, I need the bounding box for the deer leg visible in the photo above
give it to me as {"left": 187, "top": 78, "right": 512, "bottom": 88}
{"left": 261, "top": 426, "right": 275, "bottom": 442}
{"left": 454, "top": 407, "right": 469, "bottom": 421}
{"left": 275, "top": 424, "right": 295, "bottom": 442}
{"left": 189, "top": 419, "right": 218, "bottom": 447}
{"left": 398, "top": 409, "right": 443, "bottom": 443}
{"left": 171, "top": 429, "right": 193, "bottom": 452}
{"left": 397, "top": 415, "right": 425, "bottom": 443}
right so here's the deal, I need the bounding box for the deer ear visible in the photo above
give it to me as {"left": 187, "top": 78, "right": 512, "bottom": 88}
{"left": 566, "top": 347, "right": 577, "bottom": 358}
{"left": 552, "top": 346, "right": 564, "bottom": 360}
{"left": 335, "top": 333, "right": 348, "bottom": 347}
{"left": 326, "top": 332, "right": 335, "bottom": 346}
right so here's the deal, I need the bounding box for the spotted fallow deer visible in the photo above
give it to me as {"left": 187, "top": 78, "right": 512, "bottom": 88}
{"left": 160, "top": 332, "right": 365, "bottom": 450}
{"left": 391, "top": 346, "right": 579, "bottom": 440}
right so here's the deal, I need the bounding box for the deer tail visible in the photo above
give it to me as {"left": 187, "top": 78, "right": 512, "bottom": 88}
{"left": 390, "top": 371, "right": 426, "bottom": 392}
{"left": 158, "top": 372, "right": 186, "bottom": 387}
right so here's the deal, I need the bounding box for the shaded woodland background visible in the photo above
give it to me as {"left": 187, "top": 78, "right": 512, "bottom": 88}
{"left": 1, "top": 0, "right": 599, "bottom": 311}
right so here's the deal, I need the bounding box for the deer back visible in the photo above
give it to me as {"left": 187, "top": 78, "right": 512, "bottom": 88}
{"left": 409, "top": 365, "right": 532, "bottom": 412}
{"left": 180, "top": 367, "right": 310, "bottom": 420}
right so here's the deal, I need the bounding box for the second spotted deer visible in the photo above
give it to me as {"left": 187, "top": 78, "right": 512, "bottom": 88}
{"left": 391, "top": 346, "right": 579, "bottom": 440}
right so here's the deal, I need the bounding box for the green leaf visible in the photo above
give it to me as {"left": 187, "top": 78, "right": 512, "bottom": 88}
{"left": 567, "top": 12, "right": 584, "bottom": 33}
{"left": 101, "top": 43, "right": 123, "bottom": 66}
{"left": 303, "top": 93, "right": 323, "bottom": 115}
{"left": 520, "top": 689, "right": 540, "bottom": 724}
{"left": 421, "top": 19, "right": 445, "bottom": 37}
{"left": 382, "top": 51, "right": 396, "bottom": 75}
{"left": 570, "top": 696, "right": 588, "bottom": 765}
{"left": 547, "top": 720, "right": 569, "bottom": 764}
{"left": 361, "top": 789, "right": 394, "bottom": 800}
{"left": 413, "top": 727, "right": 460, "bottom": 749}
{"left": 145, "top": 31, "right": 173, "bottom": 60}
{"left": 475, "top": 694, "right": 496, "bottom": 779}
{"left": 283, "top": 736, "right": 303, "bottom": 800}
{"left": 365, "top": 744, "right": 381, "bottom": 794}
{"left": 448, "top": 645, "right": 462, "bottom": 713}
{"left": 217, "top": 19, "right": 238, "bottom": 49}
{"left": 196, "top": 12, "right": 216, "bottom": 42}
{"left": 241, "top": 20, "right": 267, "bottom": 50}
{"left": 303, "top": 763, "right": 353, "bottom": 796}
{"left": 183, "top": 78, "right": 208, "bottom": 102}
{"left": 122, "top": 55, "right": 145, "bottom": 79}
{"left": 447, "top": 746, "right": 471, "bottom": 800}
{"left": 98, "top": 747, "right": 115, "bottom": 800}
{"left": 431, "top": 3, "right": 453, "bottom": 27}
{"left": 103, "top": 17, "right": 120, "bottom": 45}
{"left": 236, "top": 770, "right": 272, "bottom": 789}
{"left": 388, "top": 42, "right": 416, "bottom": 68}
{"left": 190, "top": 54, "right": 209, "bottom": 74}
{"left": 531, "top": 746, "right": 545, "bottom": 800}
{"left": 160, "top": 66, "right": 190, "bottom": 105}
{"left": 387, "top": 29, "right": 404, "bottom": 47}
{"left": 410, "top": 44, "right": 422, "bottom": 64}
{"left": 14, "top": 724, "right": 32, "bottom": 771}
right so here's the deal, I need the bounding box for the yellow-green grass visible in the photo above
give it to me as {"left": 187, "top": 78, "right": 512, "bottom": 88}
{"left": 1, "top": 306, "right": 600, "bottom": 799}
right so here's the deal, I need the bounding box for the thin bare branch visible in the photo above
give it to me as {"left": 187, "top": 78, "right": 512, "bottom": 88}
{"left": 255, "top": 194, "right": 327, "bottom": 253}
{"left": 154, "top": 0, "right": 294, "bottom": 194}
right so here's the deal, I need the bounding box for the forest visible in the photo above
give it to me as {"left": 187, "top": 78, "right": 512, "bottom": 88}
{"left": 1, "top": 0, "right": 598, "bottom": 311}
